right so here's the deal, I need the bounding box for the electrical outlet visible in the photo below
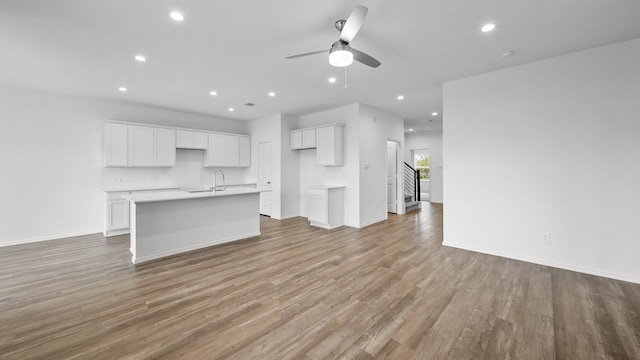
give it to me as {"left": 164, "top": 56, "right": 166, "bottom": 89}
{"left": 539, "top": 232, "right": 551, "bottom": 244}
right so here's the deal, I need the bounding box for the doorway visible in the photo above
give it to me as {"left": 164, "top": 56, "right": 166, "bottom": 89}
{"left": 413, "top": 149, "right": 430, "bottom": 202}
{"left": 258, "top": 141, "right": 272, "bottom": 216}
{"left": 387, "top": 141, "right": 399, "bottom": 213}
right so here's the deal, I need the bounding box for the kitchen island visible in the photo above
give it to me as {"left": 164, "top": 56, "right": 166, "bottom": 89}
{"left": 122, "top": 188, "right": 261, "bottom": 264}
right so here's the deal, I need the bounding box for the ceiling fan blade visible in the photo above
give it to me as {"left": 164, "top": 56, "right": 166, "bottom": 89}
{"left": 352, "top": 48, "right": 381, "bottom": 68}
{"left": 339, "top": 5, "right": 368, "bottom": 43}
{"left": 285, "top": 50, "right": 327, "bottom": 59}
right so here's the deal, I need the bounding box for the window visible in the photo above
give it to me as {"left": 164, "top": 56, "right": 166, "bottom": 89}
{"left": 414, "top": 150, "right": 430, "bottom": 181}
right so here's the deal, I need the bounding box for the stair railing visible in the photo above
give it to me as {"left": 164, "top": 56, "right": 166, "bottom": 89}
{"left": 403, "top": 162, "right": 421, "bottom": 202}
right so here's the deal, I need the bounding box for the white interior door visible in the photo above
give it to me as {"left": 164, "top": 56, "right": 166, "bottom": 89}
{"left": 387, "top": 141, "right": 398, "bottom": 213}
{"left": 258, "top": 141, "right": 272, "bottom": 216}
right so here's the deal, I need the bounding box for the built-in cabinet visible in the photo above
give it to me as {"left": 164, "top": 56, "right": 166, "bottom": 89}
{"left": 104, "top": 188, "right": 179, "bottom": 236}
{"left": 176, "top": 130, "right": 208, "bottom": 149}
{"left": 290, "top": 124, "right": 344, "bottom": 166}
{"left": 104, "top": 123, "right": 129, "bottom": 167}
{"left": 106, "top": 192, "right": 130, "bottom": 233}
{"left": 128, "top": 126, "right": 176, "bottom": 167}
{"left": 205, "top": 134, "right": 251, "bottom": 167}
{"left": 307, "top": 186, "right": 345, "bottom": 229}
{"left": 291, "top": 128, "right": 317, "bottom": 149}
{"left": 104, "top": 122, "right": 250, "bottom": 168}
{"left": 316, "top": 125, "right": 343, "bottom": 166}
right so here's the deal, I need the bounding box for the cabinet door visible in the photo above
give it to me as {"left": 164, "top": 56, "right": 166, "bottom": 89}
{"left": 224, "top": 135, "right": 240, "bottom": 166}
{"left": 206, "top": 133, "right": 225, "bottom": 166}
{"left": 307, "top": 191, "right": 327, "bottom": 224}
{"left": 155, "top": 128, "right": 176, "bottom": 166}
{"left": 128, "top": 126, "right": 155, "bottom": 166}
{"left": 317, "top": 126, "right": 343, "bottom": 166}
{"left": 290, "top": 131, "right": 302, "bottom": 149}
{"left": 192, "top": 132, "right": 208, "bottom": 149}
{"left": 176, "top": 130, "right": 193, "bottom": 148}
{"left": 239, "top": 136, "right": 251, "bottom": 167}
{"left": 302, "top": 129, "right": 316, "bottom": 148}
{"left": 104, "top": 123, "right": 128, "bottom": 167}
{"left": 108, "top": 199, "right": 130, "bottom": 231}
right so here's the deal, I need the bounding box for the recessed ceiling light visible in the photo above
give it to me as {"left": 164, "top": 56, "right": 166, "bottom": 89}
{"left": 409, "top": 128, "right": 414, "bottom": 132}
{"left": 432, "top": 112, "right": 438, "bottom": 116}
{"left": 328, "top": 77, "right": 337, "bottom": 83}
{"left": 209, "top": 91, "right": 218, "bottom": 96}
{"left": 481, "top": 23, "right": 496, "bottom": 32}
{"left": 170, "top": 11, "right": 184, "bottom": 22}
{"left": 397, "top": 95, "right": 405, "bottom": 100}
{"left": 268, "top": 92, "right": 276, "bottom": 97}
{"left": 118, "top": 87, "right": 127, "bottom": 92}
{"left": 228, "top": 108, "right": 235, "bottom": 112}
{"left": 134, "top": 55, "right": 146, "bottom": 62}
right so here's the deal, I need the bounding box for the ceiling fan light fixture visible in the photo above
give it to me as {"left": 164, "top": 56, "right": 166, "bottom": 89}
{"left": 329, "top": 42, "right": 353, "bottom": 67}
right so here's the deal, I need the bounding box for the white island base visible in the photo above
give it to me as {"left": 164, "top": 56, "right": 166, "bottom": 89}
{"left": 124, "top": 189, "right": 261, "bottom": 264}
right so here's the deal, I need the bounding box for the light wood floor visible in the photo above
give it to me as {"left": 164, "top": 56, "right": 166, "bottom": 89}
{"left": 2, "top": 203, "right": 640, "bottom": 359}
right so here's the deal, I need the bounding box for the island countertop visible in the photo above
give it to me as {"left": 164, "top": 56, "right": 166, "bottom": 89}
{"left": 122, "top": 188, "right": 262, "bottom": 204}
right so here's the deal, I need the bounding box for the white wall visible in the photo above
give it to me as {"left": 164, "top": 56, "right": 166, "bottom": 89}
{"left": 247, "top": 113, "right": 283, "bottom": 219}
{"left": 404, "top": 130, "right": 443, "bottom": 203}
{"left": 0, "top": 85, "right": 247, "bottom": 246}
{"left": 280, "top": 114, "right": 300, "bottom": 219}
{"left": 359, "top": 104, "right": 405, "bottom": 225}
{"left": 298, "top": 104, "right": 360, "bottom": 226}
{"left": 443, "top": 38, "right": 640, "bottom": 283}
{"left": 298, "top": 103, "right": 404, "bottom": 228}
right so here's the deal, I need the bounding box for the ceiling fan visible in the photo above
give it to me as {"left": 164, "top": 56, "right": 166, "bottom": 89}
{"left": 286, "top": 5, "right": 381, "bottom": 68}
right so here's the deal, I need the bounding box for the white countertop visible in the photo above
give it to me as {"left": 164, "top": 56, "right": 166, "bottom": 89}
{"left": 308, "top": 185, "right": 346, "bottom": 190}
{"left": 103, "top": 183, "right": 257, "bottom": 193}
{"left": 103, "top": 185, "right": 180, "bottom": 193}
{"left": 122, "top": 188, "right": 262, "bottom": 204}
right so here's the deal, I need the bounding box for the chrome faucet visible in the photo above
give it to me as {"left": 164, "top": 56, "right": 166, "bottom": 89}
{"left": 212, "top": 169, "right": 226, "bottom": 191}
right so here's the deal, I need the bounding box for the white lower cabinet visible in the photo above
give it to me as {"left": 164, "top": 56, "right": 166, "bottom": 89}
{"left": 307, "top": 186, "right": 345, "bottom": 229}
{"left": 104, "top": 188, "right": 178, "bottom": 236}
{"left": 105, "top": 192, "right": 130, "bottom": 236}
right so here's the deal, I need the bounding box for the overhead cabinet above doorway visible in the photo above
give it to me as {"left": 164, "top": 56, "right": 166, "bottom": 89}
{"left": 290, "top": 124, "right": 344, "bottom": 166}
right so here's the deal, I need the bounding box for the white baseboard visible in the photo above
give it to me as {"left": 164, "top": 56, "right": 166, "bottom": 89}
{"left": 357, "top": 216, "right": 387, "bottom": 228}
{"left": 0, "top": 229, "right": 103, "bottom": 247}
{"left": 443, "top": 241, "right": 640, "bottom": 285}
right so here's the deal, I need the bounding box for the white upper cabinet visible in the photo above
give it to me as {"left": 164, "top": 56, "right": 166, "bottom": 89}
{"left": 224, "top": 135, "right": 240, "bottom": 165}
{"left": 155, "top": 128, "right": 176, "bottom": 166}
{"left": 176, "top": 130, "right": 208, "bottom": 149}
{"left": 239, "top": 136, "right": 251, "bottom": 167}
{"left": 104, "top": 122, "right": 247, "bottom": 168}
{"left": 302, "top": 129, "right": 316, "bottom": 148}
{"left": 128, "top": 126, "right": 175, "bottom": 167}
{"left": 206, "top": 133, "right": 226, "bottom": 167}
{"left": 104, "top": 123, "right": 175, "bottom": 167}
{"left": 206, "top": 133, "right": 251, "bottom": 167}
{"left": 128, "top": 126, "right": 155, "bottom": 166}
{"left": 316, "top": 125, "right": 344, "bottom": 166}
{"left": 104, "top": 123, "right": 128, "bottom": 167}
{"left": 290, "top": 131, "right": 303, "bottom": 149}
{"left": 290, "top": 129, "right": 316, "bottom": 150}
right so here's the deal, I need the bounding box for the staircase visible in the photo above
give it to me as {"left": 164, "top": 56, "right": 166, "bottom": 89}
{"left": 403, "top": 162, "right": 421, "bottom": 213}
{"left": 405, "top": 194, "right": 421, "bottom": 212}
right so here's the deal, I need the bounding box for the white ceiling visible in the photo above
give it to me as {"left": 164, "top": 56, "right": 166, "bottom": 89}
{"left": 2, "top": 0, "right": 640, "bottom": 132}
